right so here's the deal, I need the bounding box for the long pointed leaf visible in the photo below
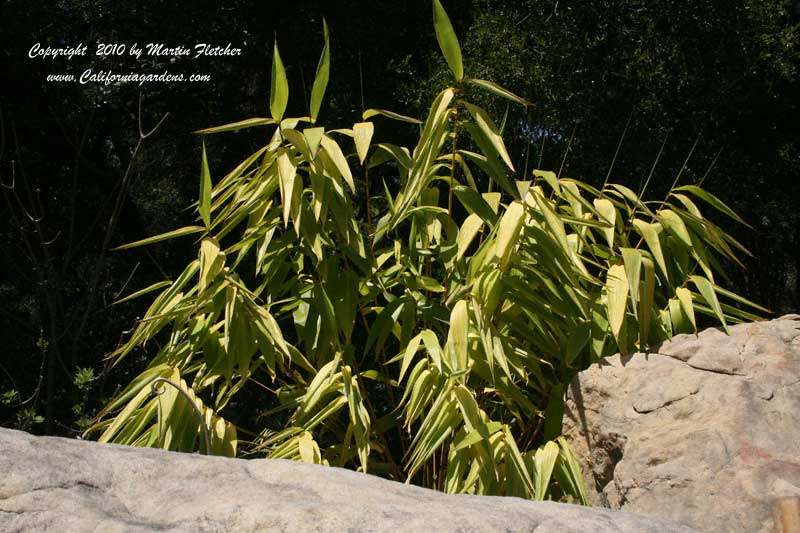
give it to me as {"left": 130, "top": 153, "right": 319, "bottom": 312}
{"left": 432, "top": 0, "right": 464, "bottom": 80}
{"left": 309, "top": 19, "right": 330, "bottom": 123}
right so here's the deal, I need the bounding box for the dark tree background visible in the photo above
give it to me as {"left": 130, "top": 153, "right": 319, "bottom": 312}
{"left": 0, "top": 0, "right": 797, "bottom": 435}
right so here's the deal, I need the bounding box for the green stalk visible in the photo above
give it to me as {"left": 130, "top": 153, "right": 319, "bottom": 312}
{"left": 448, "top": 105, "right": 460, "bottom": 218}
{"left": 365, "top": 163, "right": 371, "bottom": 227}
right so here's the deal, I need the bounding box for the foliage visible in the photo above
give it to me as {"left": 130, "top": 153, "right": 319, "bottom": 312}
{"left": 399, "top": 0, "right": 800, "bottom": 313}
{"left": 2, "top": 0, "right": 795, "bottom": 444}
{"left": 86, "top": 3, "right": 762, "bottom": 501}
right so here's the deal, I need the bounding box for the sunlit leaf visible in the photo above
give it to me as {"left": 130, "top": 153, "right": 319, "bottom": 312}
{"left": 464, "top": 102, "right": 514, "bottom": 171}
{"left": 270, "top": 39, "right": 289, "bottom": 121}
{"left": 353, "top": 122, "right": 375, "bottom": 165}
{"left": 675, "top": 286, "right": 697, "bottom": 332}
{"left": 533, "top": 441, "right": 560, "bottom": 500}
{"left": 320, "top": 134, "right": 355, "bottom": 192}
{"left": 447, "top": 300, "right": 470, "bottom": 372}
{"left": 606, "top": 264, "right": 628, "bottom": 344}
{"left": 593, "top": 198, "right": 616, "bottom": 248}
{"left": 633, "top": 219, "right": 669, "bottom": 283}
{"left": 466, "top": 78, "right": 530, "bottom": 107}
{"left": 309, "top": 19, "right": 330, "bottom": 124}
{"left": 362, "top": 109, "right": 422, "bottom": 124}
{"left": 674, "top": 185, "right": 750, "bottom": 227}
{"left": 112, "top": 226, "right": 205, "bottom": 251}
{"left": 303, "top": 127, "right": 325, "bottom": 158}
{"left": 277, "top": 148, "right": 298, "bottom": 227}
{"left": 194, "top": 117, "right": 276, "bottom": 134}
{"left": 113, "top": 280, "right": 172, "bottom": 306}
{"left": 199, "top": 141, "right": 212, "bottom": 228}
{"left": 432, "top": 0, "right": 464, "bottom": 80}
{"left": 690, "top": 275, "right": 728, "bottom": 334}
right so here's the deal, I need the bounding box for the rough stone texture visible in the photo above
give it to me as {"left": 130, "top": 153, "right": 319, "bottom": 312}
{"left": 0, "top": 428, "right": 693, "bottom": 532}
{"left": 563, "top": 315, "right": 800, "bottom": 533}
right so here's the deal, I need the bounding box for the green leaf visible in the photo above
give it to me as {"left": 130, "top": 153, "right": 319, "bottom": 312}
{"left": 454, "top": 421, "right": 503, "bottom": 451}
{"left": 456, "top": 213, "right": 484, "bottom": 259}
{"left": 675, "top": 287, "right": 697, "bottom": 332}
{"left": 554, "top": 437, "right": 589, "bottom": 505}
{"left": 199, "top": 141, "right": 212, "bottom": 228}
{"left": 277, "top": 148, "right": 298, "bottom": 227}
{"left": 353, "top": 122, "right": 375, "bottom": 165}
{"left": 194, "top": 117, "right": 276, "bottom": 134}
{"left": 633, "top": 220, "right": 669, "bottom": 283}
{"left": 465, "top": 78, "right": 530, "bottom": 107}
{"left": 674, "top": 185, "right": 750, "bottom": 227}
{"left": 447, "top": 300, "right": 470, "bottom": 372}
{"left": 503, "top": 427, "right": 536, "bottom": 496}
{"left": 711, "top": 283, "right": 770, "bottom": 314}
{"left": 533, "top": 169, "right": 560, "bottom": 195}
{"left": 297, "top": 432, "right": 323, "bottom": 464}
{"left": 432, "top": 0, "right": 464, "bottom": 80}
{"left": 341, "top": 366, "right": 370, "bottom": 471}
{"left": 298, "top": 355, "right": 341, "bottom": 418}
{"left": 113, "top": 280, "right": 172, "bottom": 306}
{"left": 373, "top": 143, "right": 412, "bottom": 172}
{"left": 270, "top": 39, "right": 289, "bottom": 122}
{"left": 320, "top": 135, "right": 355, "bottom": 192}
{"left": 593, "top": 198, "right": 616, "bottom": 248}
{"left": 399, "top": 334, "right": 423, "bottom": 383}
{"left": 96, "top": 375, "right": 160, "bottom": 443}
{"left": 637, "top": 257, "right": 655, "bottom": 346}
{"left": 606, "top": 264, "right": 629, "bottom": 344}
{"left": 420, "top": 329, "right": 444, "bottom": 371}
{"left": 459, "top": 148, "right": 517, "bottom": 198}
{"left": 364, "top": 298, "right": 408, "bottom": 355}
{"left": 669, "top": 297, "right": 690, "bottom": 333}
{"left": 531, "top": 190, "right": 590, "bottom": 277}
{"left": 690, "top": 275, "right": 729, "bottom": 334}
{"left": 362, "top": 109, "right": 422, "bottom": 124}
{"left": 659, "top": 209, "right": 693, "bottom": 248}
{"left": 406, "top": 389, "right": 459, "bottom": 480}
{"left": 533, "top": 441, "right": 560, "bottom": 500}
{"left": 199, "top": 237, "right": 225, "bottom": 291}
{"left": 309, "top": 19, "right": 330, "bottom": 124}
{"left": 454, "top": 186, "right": 498, "bottom": 225}
{"left": 491, "top": 200, "right": 525, "bottom": 272}
{"left": 303, "top": 127, "right": 325, "bottom": 158}
{"left": 620, "top": 248, "right": 642, "bottom": 314}
{"left": 112, "top": 226, "right": 206, "bottom": 250}
{"left": 463, "top": 102, "right": 514, "bottom": 171}
{"left": 452, "top": 385, "right": 483, "bottom": 429}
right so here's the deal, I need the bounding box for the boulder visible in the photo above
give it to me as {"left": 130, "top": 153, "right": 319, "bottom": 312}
{"left": 563, "top": 315, "right": 800, "bottom": 532}
{"left": 0, "top": 428, "right": 693, "bottom": 532}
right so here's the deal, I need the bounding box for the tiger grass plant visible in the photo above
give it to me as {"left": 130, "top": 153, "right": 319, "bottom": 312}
{"left": 87, "top": 1, "right": 764, "bottom": 502}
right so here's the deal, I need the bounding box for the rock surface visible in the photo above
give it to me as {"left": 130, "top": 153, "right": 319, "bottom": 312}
{"left": 0, "top": 428, "right": 692, "bottom": 532}
{"left": 563, "top": 315, "right": 800, "bottom": 533}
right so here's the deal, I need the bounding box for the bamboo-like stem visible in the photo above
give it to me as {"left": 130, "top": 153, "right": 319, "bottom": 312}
{"left": 557, "top": 122, "right": 578, "bottom": 180}
{"left": 448, "top": 106, "right": 460, "bottom": 218}
{"left": 602, "top": 110, "right": 633, "bottom": 191}
{"left": 638, "top": 132, "right": 669, "bottom": 198}
{"left": 365, "top": 163, "right": 371, "bottom": 227}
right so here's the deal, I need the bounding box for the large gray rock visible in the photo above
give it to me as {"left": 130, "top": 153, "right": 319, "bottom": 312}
{"left": 0, "top": 428, "right": 692, "bottom": 532}
{"left": 563, "top": 315, "right": 800, "bottom": 533}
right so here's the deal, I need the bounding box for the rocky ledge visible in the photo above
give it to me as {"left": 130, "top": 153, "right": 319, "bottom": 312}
{"left": 0, "top": 427, "right": 693, "bottom": 532}
{"left": 564, "top": 315, "right": 800, "bottom": 532}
